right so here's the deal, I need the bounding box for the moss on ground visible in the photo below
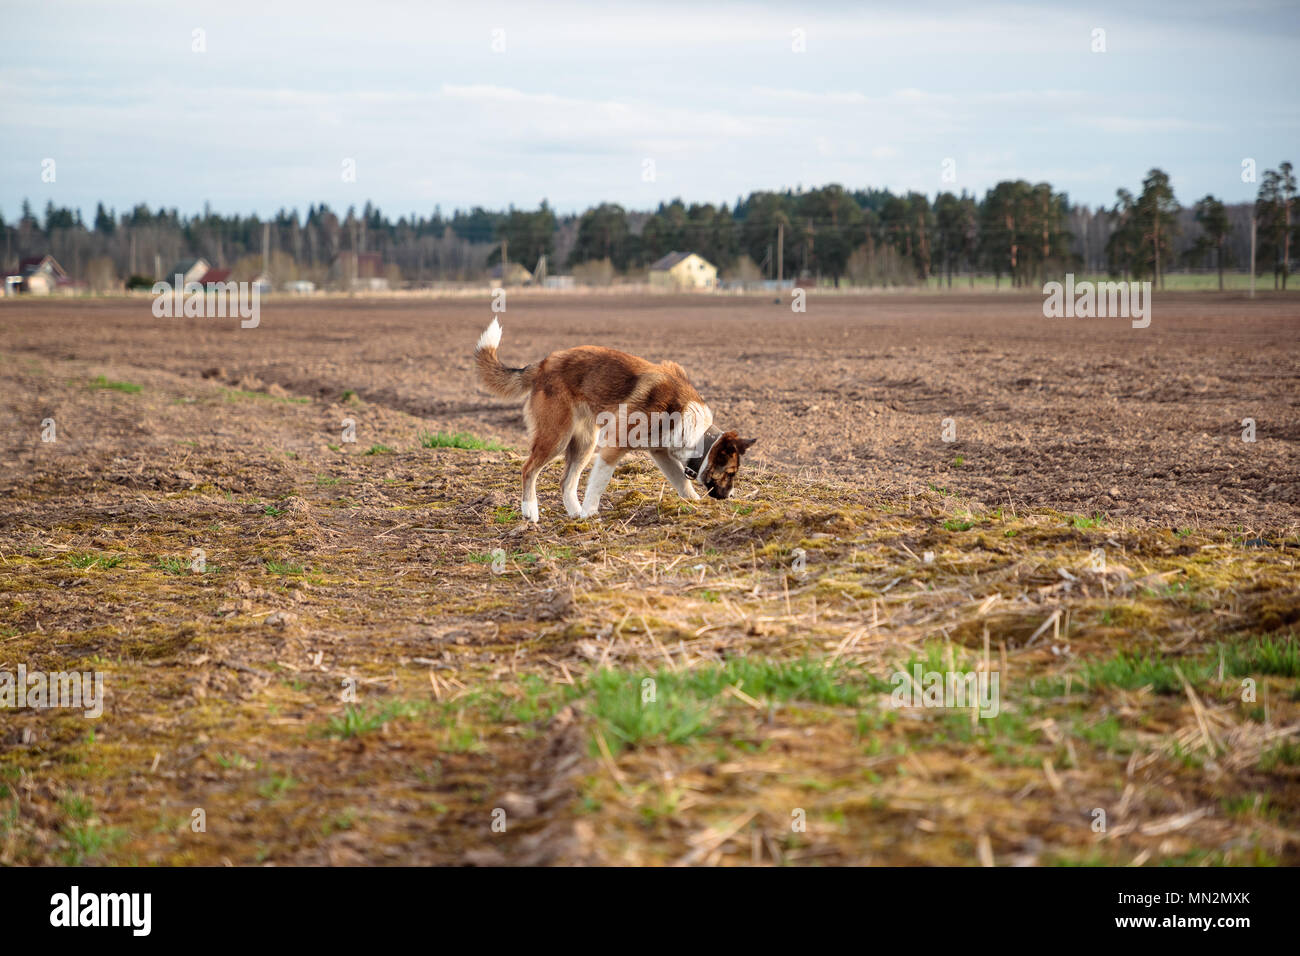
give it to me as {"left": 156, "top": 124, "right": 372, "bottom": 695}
{"left": 0, "top": 362, "right": 1297, "bottom": 865}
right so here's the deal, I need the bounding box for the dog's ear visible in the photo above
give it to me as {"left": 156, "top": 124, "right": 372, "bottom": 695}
{"left": 736, "top": 437, "right": 757, "bottom": 454}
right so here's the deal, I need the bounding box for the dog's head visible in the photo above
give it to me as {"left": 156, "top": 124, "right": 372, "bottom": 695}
{"left": 701, "top": 432, "right": 756, "bottom": 500}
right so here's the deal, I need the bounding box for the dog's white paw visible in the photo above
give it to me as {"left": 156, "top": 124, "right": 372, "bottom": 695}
{"left": 681, "top": 485, "right": 701, "bottom": 501}
{"left": 579, "top": 502, "right": 600, "bottom": 519}
{"left": 520, "top": 498, "right": 539, "bottom": 523}
{"left": 563, "top": 496, "right": 582, "bottom": 518}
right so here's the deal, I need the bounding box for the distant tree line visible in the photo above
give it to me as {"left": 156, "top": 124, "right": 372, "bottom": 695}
{"left": 3, "top": 163, "right": 1294, "bottom": 289}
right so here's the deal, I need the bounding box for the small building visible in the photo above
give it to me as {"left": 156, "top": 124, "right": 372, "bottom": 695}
{"left": 283, "top": 279, "right": 316, "bottom": 295}
{"left": 198, "top": 267, "right": 232, "bottom": 286}
{"left": 170, "top": 258, "right": 211, "bottom": 287}
{"left": 649, "top": 251, "right": 717, "bottom": 291}
{"left": 718, "top": 278, "right": 795, "bottom": 293}
{"left": 542, "top": 275, "right": 575, "bottom": 290}
{"left": 15, "top": 255, "right": 69, "bottom": 295}
{"left": 329, "top": 252, "right": 390, "bottom": 291}
{"left": 487, "top": 262, "right": 533, "bottom": 285}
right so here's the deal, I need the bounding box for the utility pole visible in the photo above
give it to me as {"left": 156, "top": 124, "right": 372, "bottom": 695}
{"left": 1250, "top": 216, "right": 1256, "bottom": 299}
{"left": 501, "top": 238, "right": 508, "bottom": 284}
{"left": 262, "top": 221, "right": 270, "bottom": 277}
{"left": 351, "top": 221, "right": 359, "bottom": 293}
{"left": 776, "top": 222, "right": 784, "bottom": 283}
{"left": 805, "top": 219, "right": 813, "bottom": 279}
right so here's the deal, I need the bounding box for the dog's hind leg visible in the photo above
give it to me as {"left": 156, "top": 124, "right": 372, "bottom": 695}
{"left": 520, "top": 395, "right": 572, "bottom": 523}
{"left": 561, "top": 425, "right": 597, "bottom": 518}
{"left": 649, "top": 449, "right": 700, "bottom": 500}
{"left": 520, "top": 450, "right": 555, "bottom": 523}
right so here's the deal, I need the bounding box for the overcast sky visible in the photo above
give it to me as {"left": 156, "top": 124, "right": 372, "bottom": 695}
{"left": 2, "top": 0, "right": 1297, "bottom": 221}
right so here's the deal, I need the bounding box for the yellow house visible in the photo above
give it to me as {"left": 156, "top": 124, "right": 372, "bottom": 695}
{"left": 649, "top": 252, "right": 716, "bottom": 290}
{"left": 487, "top": 262, "right": 534, "bottom": 285}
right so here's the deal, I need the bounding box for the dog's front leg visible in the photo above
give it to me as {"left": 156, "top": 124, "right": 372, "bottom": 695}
{"left": 579, "top": 453, "right": 618, "bottom": 518}
{"left": 649, "top": 450, "right": 700, "bottom": 500}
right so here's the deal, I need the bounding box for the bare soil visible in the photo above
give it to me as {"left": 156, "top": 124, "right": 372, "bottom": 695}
{"left": 5, "top": 291, "right": 1295, "bottom": 531}
{"left": 0, "top": 291, "right": 1297, "bottom": 867}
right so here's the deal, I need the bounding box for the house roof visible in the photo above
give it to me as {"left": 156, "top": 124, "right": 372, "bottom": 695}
{"left": 171, "top": 258, "right": 208, "bottom": 276}
{"left": 19, "top": 254, "right": 67, "bottom": 276}
{"left": 487, "top": 262, "right": 533, "bottom": 279}
{"left": 198, "top": 268, "right": 232, "bottom": 284}
{"left": 650, "top": 251, "right": 714, "bottom": 272}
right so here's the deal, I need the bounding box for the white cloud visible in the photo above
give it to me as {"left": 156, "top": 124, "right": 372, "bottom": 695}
{"left": 0, "top": 0, "right": 1293, "bottom": 214}
{"left": 1077, "top": 116, "right": 1221, "bottom": 134}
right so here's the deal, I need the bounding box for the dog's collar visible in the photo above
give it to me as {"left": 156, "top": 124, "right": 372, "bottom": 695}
{"left": 682, "top": 427, "right": 723, "bottom": 483}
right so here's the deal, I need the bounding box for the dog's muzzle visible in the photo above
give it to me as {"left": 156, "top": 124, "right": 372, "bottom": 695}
{"left": 682, "top": 428, "right": 722, "bottom": 485}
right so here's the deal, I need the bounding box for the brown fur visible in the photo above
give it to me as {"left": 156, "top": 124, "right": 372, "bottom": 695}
{"left": 474, "top": 344, "right": 535, "bottom": 399}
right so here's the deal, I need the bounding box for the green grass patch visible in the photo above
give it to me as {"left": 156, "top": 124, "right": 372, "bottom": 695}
{"left": 324, "top": 700, "right": 425, "bottom": 739}
{"left": 57, "top": 795, "right": 124, "bottom": 864}
{"left": 468, "top": 549, "right": 537, "bottom": 565}
{"left": 257, "top": 773, "right": 297, "bottom": 800}
{"left": 155, "top": 556, "right": 191, "bottom": 575}
{"left": 937, "top": 708, "right": 1039, "bottom": 764}
{"left": 68, "top": 552, "right": 124, "bottom": 570}
{"left": 1258, "top": 740, "right": 1300, "bottom": 771}
{"left": 61, "top": 822, "right": 125, "bottom": 864}
{"left": 1221, "top": 634, "right": 1300, "bottom": 678}
{"left": 1073, "top": 714, "right": 1136, "bottom": 754}
{"left": 219, "top": 387, "right": 309, "bottom": 405}
{"left": 1220, "top": 793, "right": 1273, "bottom": 818}
{"left": 1080, "top": 652, "right": 1210, "bottom": 695}
{"left": 588, "top": 657, "right": 886, "bottom": 754}
{"left": 90, "top": 375, "right": 141, "bottom": 394}
{"left": 419, "top": 430, "right": 504, "bottom": 451}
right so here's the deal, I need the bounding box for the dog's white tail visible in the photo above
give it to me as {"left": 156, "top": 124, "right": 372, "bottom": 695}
{"left": 476, "top": 317, "right": 502, "bottom": 351}
{"left": 474, "top": 318, "right": 534, "bottom": 399}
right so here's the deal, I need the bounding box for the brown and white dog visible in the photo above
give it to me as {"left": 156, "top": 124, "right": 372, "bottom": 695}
{"left": 474, "top": 317, "right": 755, "bottom": 522}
